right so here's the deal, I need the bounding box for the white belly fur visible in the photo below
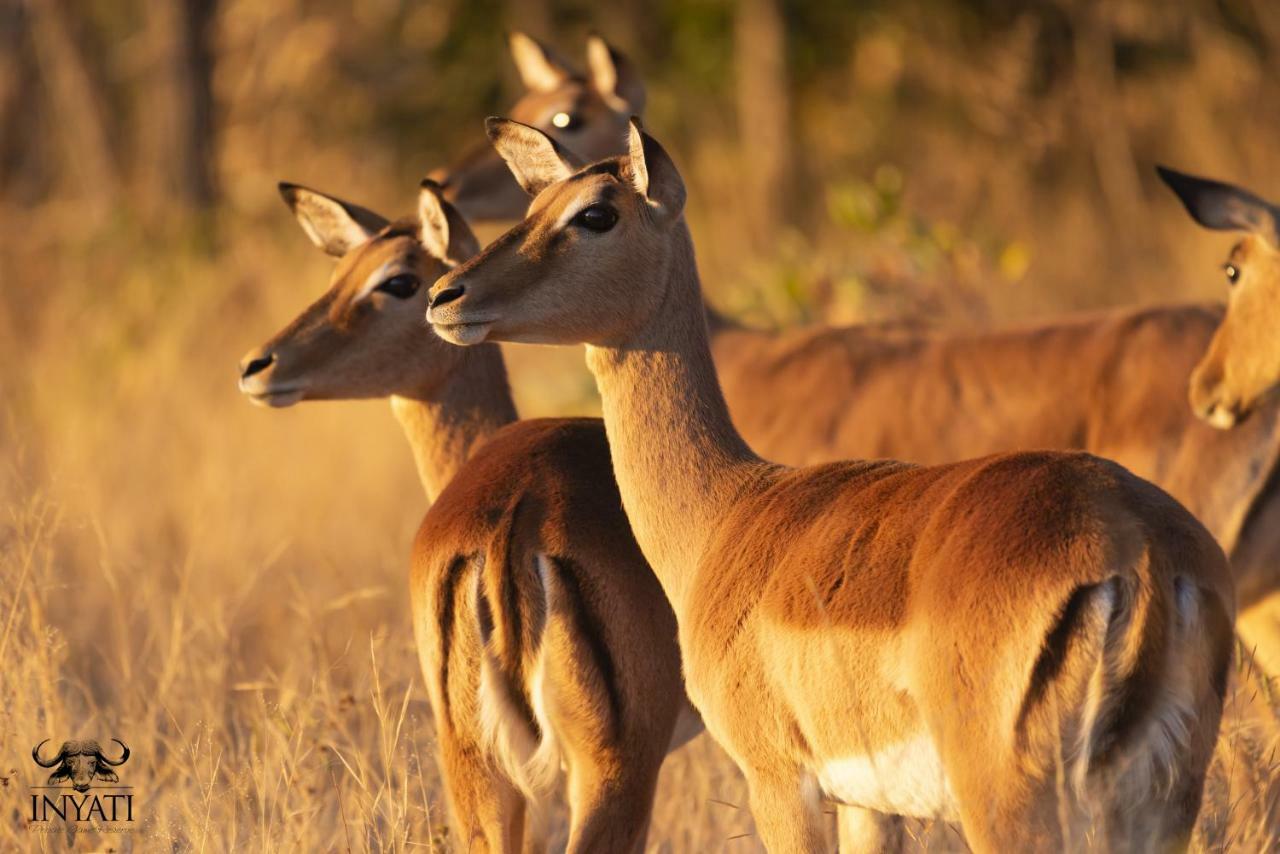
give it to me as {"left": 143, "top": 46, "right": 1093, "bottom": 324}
{"left": 817, "top": 738, "right": 958, "bottom": 819}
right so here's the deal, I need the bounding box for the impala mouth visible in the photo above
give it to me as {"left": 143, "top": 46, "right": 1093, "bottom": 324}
{"left": 1203, "top": 403, "right": 1239, "bottom": 430}
{"left": 427, "top": 304, "right": 496, "bottom": 346}
{"left": 239, "top": 380, "right": 306, "bottom": 408}
{"left": 430, "top": 320, "right": 495, "bottom": 346}
{"left": 1203, "top": 384, "right": 1280, "bottom": 430}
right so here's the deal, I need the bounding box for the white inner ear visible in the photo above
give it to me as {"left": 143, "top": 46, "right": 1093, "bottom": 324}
{"left": 296, "top": 197, "right": 375, "bottom": 255}
{"left": 507, "top": 144, "right": 574, "bottom": 195}
{"left": 419, "top": 204, "right": 449, "bottom": 261}
{"left": 510, "top": 34, "right": 570, "bottom": 93}
{"left": 354, "top": 260, "right": 410, "bottom": 302}
{"left": 627, "top": 127, "right": 650, "bottom": 199}
{"left": 586, "top": 38, "right": 629, "bottom": 112}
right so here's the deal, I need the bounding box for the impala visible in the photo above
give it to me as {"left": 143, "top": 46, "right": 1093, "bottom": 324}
{"left": 1156, "top": 165, "right": 1280, "bottom": 691}
{"left": 427, "top": 118, "right": 1236, "bottom": 852}
{"left": 706, "top": 180, "right": 1280, "bottom": 669}
{"left": 1160, "top": 167, "right": 1280, "bottom": 431}
{"left": 238, "top": 181, "right": 699, "bottom": 852}
{"left": 429, "top": 31, "right": 644, "bottom": 222}
{"left": 440, "top": 38, "right": 1280, "bottom": 668}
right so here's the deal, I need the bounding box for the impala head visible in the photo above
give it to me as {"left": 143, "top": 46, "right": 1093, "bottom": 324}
{"left": 429, "top": 32, "right": 645, "bottom": 222}
{"left": 428, "top": 117, "right": 686, "bottom": 348}
{"left": 1159, "top": 166, "right": 1280, "bottom": 429}
{"left": 239, "top": 180, "right": 479, "bottom": 405}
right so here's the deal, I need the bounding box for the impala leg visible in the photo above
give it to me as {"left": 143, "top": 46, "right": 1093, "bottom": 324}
{"left": 836, "top": 805, "right": 903, "bottom": 854}
{"left": 560, "top": 755, "right": 662, "bottom": 854}
{"left": 437, "top": 735, "right": 530, "bottom": 853}
{"left": 743, "top": 770, "right": 827, "bottom": 853}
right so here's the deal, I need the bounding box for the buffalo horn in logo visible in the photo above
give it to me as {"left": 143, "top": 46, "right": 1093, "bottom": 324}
{"left": 32, "top": 738, "right": 130, "bottom": 792}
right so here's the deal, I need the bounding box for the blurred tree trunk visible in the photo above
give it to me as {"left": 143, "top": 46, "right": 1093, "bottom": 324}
{"left": 149, "top": 0, "right": 218, "bottom": 212}
{"left": 0, "top": 0, "right": 39, "bottom": 200}
{"left": 25, "top": 0, "right": 122, "bottom": 214}
{"left": 1069, "top": 2, "right": 1142, "bottom": 247}
{"left": 173, "top": 0, "right": 218, "bottom": 210}
{"left": 735, "top": 0, "right": 792, "bottom": 244}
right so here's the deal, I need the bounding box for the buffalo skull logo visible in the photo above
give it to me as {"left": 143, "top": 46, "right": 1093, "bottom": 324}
{"left": 32, "top": 739, "right": 130, "bottom": 792}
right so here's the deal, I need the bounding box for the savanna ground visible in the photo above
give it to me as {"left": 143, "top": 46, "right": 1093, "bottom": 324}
{"left": 2, "top": 0, "right": 1280, "bottom": 850}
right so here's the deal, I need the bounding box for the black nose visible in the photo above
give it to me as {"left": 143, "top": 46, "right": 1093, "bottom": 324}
{"left": 430, "top": 285, "right": 465, "bottom": 309}
{"left": 241, "top": 353, "right": 275, "bottom": 379}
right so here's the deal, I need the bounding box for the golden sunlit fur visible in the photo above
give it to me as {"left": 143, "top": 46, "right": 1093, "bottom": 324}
{"left": 697, "top": 171, "right": 1280, "bottom": 676}
{"left": 239, "top": 182, "right": 697, "bottom": 853}
{"left": 428, "top": 119, "right": 1237, "bottom": 852}
{"left": 439, "top": 45, "right": 1280, "bottom": 681}
{"left": 710, "top": 304, "right": 1280, "bottom": 616}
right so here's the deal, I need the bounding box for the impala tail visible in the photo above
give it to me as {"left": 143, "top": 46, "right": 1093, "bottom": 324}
{"left": 1032, "top": 546, "right": 1233, "bottom": 840}
{"left": 473, "top": 510, "right": 556, "bottom": 799}
{"left": 473, "top": 507, "right": 624, "bottom": 801}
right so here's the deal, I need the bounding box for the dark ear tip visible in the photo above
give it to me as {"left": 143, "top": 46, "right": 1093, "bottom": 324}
{"left": 1155, "top": 165, "right": 1195, "bottom": 194}
{"left": 278, "top": 181, "right": 299, "bottom": 200}
{"left": 420, "top": 178, "right": 448, "bottom": 204}
{"left": 484, "top": 116, "right": 510, "bottom": 140}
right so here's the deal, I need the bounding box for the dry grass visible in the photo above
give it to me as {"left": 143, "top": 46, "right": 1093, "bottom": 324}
{"left": 5, "top": 1, "right": 1280, "bottom": 849}
{"left": 0, "top": 221, "right": 766, "bottom": 851}
{"left": 2, "top": 218, "right": 1279, "bottom": 853}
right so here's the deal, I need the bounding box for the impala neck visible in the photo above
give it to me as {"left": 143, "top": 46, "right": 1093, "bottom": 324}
{"left": 390, "top": 343, "right": 518, "bottom": 503}
{"left": 586, "top": 224, "right": 764, "bottom": 613}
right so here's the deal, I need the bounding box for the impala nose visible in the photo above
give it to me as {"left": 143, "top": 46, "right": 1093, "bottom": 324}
{"left": 240, "top": 352, "right": 276, "bottom": 380}
{"left": 430, "top": 285, "right": 465, "bottom": 309}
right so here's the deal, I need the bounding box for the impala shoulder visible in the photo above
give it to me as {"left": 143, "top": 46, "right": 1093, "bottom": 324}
{"left": 461, "top": 418, "right": 609, "bottom": 488}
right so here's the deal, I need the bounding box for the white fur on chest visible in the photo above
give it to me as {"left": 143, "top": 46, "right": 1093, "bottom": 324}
{"left": 817, "top": 738, "right": 957, "bottom": 819}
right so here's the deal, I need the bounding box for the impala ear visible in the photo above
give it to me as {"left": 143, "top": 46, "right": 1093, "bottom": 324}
{"left": 278, "top": 182, "right": 388, "bottom": 257}
{"left": 586, "top": 35, "right": 645, "bottom": 114}
{"left": 485, "top": 117, "right": 582, "bottom": 196}
{"left": 419, "top": 179, "right": 480, "bottom": 265}
{"left": 626, "top": 118, "right": 685, "bottom": 219}
{"left": 1157, "top": 165, "right": 1279, "bottom": 244}
{"left": 508, "top": 31, "right": 577, "bottom": 93}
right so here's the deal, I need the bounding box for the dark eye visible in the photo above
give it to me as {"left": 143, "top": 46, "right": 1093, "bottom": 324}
{"left": 572, "top": 205, "right": 618, "bottom": 233}
{"left": 375, "top": 274, "right": 421, "bottom": 299}
{"left": 1225, "top": 264, "right": 1240, "bottom": 285}
{"left": 551, "top": 111, "right": 582, "bottom": 131}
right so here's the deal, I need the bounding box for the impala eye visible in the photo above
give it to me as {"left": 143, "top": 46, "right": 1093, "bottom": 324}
{"left": 571, "top": 205, "right": 618, "bottom": 233}
{"left": 375, "top": 274, "right": 421, "bottom": 299}
{"left": 1224, "top": 264, "right": 1240, "bottom": 285}
{"left": 551, "top": 111, "right": 581, "bottom": 131}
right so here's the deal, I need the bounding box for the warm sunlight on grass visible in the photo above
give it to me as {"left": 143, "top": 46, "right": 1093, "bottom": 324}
{"left": 5, "top": 0, "right": 1280, "bottom": 849}
{"left": 2, "top": 228, "right": 1278, "bottom": 850}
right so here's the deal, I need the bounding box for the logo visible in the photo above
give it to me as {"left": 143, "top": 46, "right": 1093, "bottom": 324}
{"left": 28, "top": 738, "right": 134, "bottom": 827}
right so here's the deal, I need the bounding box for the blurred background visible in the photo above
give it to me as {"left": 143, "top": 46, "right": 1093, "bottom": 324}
{"left": 1, "top": 0, "right": 1278, "bottom": 849}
